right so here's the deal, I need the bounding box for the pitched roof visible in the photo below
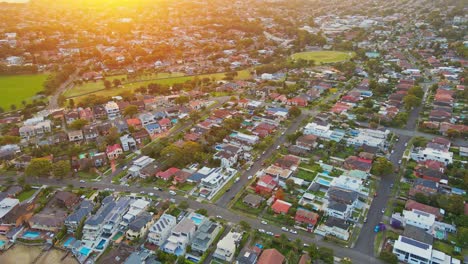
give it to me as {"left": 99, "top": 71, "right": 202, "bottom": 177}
{"left": 271, "top": 199, "right": 291, "bottom": 214}
{"left": 257, "top": 249, "right": 285, "bottom": 264}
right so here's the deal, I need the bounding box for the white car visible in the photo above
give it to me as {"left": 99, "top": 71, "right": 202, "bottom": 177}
{"left": 276, "top": 146, "right": 280, "bottom": 150}
{"left": 281, "top": 227, "right": 289, "bottom": 232}
{"left": 216, "top": 215, "right": 223, "bottom": 219}
{"left": 247, "top": 175, "right": 253, "bottom": 180}
{"left": 148, "top": 192, "right": 154, "bottom": 196}
{"left": 140, "top": 191, "right": 145, "bottom": 194}
{"left": 266, "top": 231, "right": 274, "bottom": 236}
{"left": 258, "top": 229, "right": 266, "bottom": 233}
{"left": 261, "top": 220, "right": 268, "bottom": 225}
{"left": 391, "top": 150, "right": 394, "bottom": 154}
{"left": 398, "top": 160, "right": 402, "bottom": 164}
{"left": 303, "top": 243, "right": 310, "bottom": 247}
{"left": 79, "top": 180, "right": 85, "bottom": 183}
{"left": 289, "top": 229, "right": 297, "bottom": 234}
{"left": 404, "top": 143, "right": 408, "bottom": 147}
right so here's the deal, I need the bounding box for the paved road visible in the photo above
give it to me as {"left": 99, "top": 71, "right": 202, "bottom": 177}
{"left": 2, "top": 176, "right": 382, "bottom": 264}
{"left": 47, "top": 70, "right": 79, "bottom": 109}
{"left": 216, "top": 112, "right": 308, "bottom": 207}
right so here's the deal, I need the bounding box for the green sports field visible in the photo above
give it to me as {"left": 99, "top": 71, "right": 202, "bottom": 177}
{"left": 291, "top": 51, "right": 355, "bottom": 64}
{"left": 66, "top": 70, "right": 251, "bottom": 104}
{"left": 0, "top": 74, "right": 48, "bottom": 110}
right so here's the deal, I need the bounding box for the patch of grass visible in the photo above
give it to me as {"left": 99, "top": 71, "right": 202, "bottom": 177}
{"left": 178, "top": 182, "right": 195, "bottom": 192}
{"left": 374, "top": 231, "right": 384, "bottom": 255}
{"left": 295, "top": 169, "right": 317, "bottom": 181}
{"left": 111, "top": 171, "right": 127, "bottom": 184}
{"left": 0, "top": 74, "right": 49, "bottom": 110}
{"left": 17, "top": 189, "right": 36, "bottom": 202}
{"left": 77, "top": 171, "right": 99, "bottom": 180}
{"left": 291, "top": 51, "right": 355, "bottom": 64}
{"left": 66, "top": 70, "right": 251, "bottom": 104}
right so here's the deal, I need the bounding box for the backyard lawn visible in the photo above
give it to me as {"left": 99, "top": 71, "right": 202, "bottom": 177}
{"left": 0, "top": 74, "right": 48, "bottom": 110}
{"left": 17, "top": 189, "right": 36, "bottom": 202}
{"left": 291, "top": 51, "right": 355, "bottom": 64}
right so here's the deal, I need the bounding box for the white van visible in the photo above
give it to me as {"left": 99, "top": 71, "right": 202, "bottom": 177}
{"left": 169, "top": 190, "right": 176, "bottom": 196}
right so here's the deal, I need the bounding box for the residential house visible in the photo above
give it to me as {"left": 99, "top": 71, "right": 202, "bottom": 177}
{"left": 295, "top": 208, "right": 319, "bottom": 227}
{"left": 243, "top": 194, "right": 264, "bottom": 208}
{"left": 55, "top": 191, "right": 79, "bottom": 209}
{"left": 65, "top": 200, "right": 94, "bottom": 234}
{"left": 162, "top": 218, "right": 197, "bottom": 256}
{"left": 147, "top": 213, "right": 177, "bottom": 246}
{"left": 93, "top": 105, "right": 107, "bottom": 119}
{"left": 128, "top": 156, "right": 155, "bottom": 177}
{"left": 138, "top": 113, "right": 157, "bottom": 126}
{"left": 120, "top": 135, "right": 137, "bottom": 152}
{"left": 112, "top": 118, "right": 129, "bottom": 133}
{"left": 315, "top": 217, "right": 350, "bottom": 240}
{"left": 132, "top": 130, "right": 150, "bottom": 146}
{"left": 156, "top": 167, "right": 180, "bottom": 181}
{"left": 105, "top": 101, "right": 120, "bottom": 119}
{"left": 271, "top": 199, "right": 292, "bottom": 214}
{"left": 236, "top": 247, "right": 260, "bottom": 264}
{"left": 82, "top": 125, "right": 99, "bottom": 141}
{"left": 213, "top": 231, "right": 242, "bottom": 262}
{"left": 126, "top": 212, "right": 154, "bottom": 240}
{"left": 0, "top": 198, "right": 20, "bottom": 220}
{"left": 145, "top": 123, "right": 161, "bottom": 136}
{"left": 296, "top": 134, "right": 318, "bottom": 150}
{"left": 405, "top": 200, "right": 443, "bottom": 221}
{"left": 158, "top": 118, "right": 172, "bottom": 131}
{"left": 326, "top": 187, "right": 359, "bottom": 220}
{"left": 414, "top": 167, "right": 448, "bottom": 183}
{"left": 68, "top": 130, "right": 84, "bottom": 142}
{"left": 257, "top": 249, "right": 285, "bottom": 264}
{"left": 191, "top": 220, "right": 222, "bottom": 253}
{"left": 126, "top": 118, "right": 142, "bottom": 130}
{"left": 65, "top": 110, "right": 80, "bottom": 124}
{"left": 343, "top": 156, "right": 372, "bottom": 172}
{"left": 106, "top": 144, "right": 123, "bottom": 160}
{"left": 255, "top": 175, "right": 278, "bottom": 194}
{"left": 79, "top": 108, "right": 94, "bottom": 122}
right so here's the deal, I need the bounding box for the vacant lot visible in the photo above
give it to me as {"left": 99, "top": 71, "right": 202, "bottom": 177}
{"left": 65, "top": 70, "right": 251, "bottom": 104}
{"left": 0, "top": 74, "right": 48, "bottom": 110}
{"left": 291, "top": 51, "right": 355, "bottom": 64}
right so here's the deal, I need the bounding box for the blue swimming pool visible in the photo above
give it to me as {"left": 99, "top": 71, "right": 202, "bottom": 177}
{"left": 96, "top": 239, "right": 106, "bottom": 250}
{"left": 0, "top": 240, "right": 6, "bottom": 247}
{"left": 190, "top": 214, "right": 204, "bottom": 225}
{"left": 64, "top": 237, "right": 75, "bottom": 248}
{"left": 79, "top": 247, "right": 92, "bottom": 256}
{"left": 23, "top": 231, "right": 40, "bottom": 239}
{"left": 316, "top": 178, "right": 331, "bottom": 186}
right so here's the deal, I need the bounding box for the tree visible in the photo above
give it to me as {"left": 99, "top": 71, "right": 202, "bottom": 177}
{"left": 239, "top": 221, "right": 251, "bottom": 231}
{"left": 403, "top": 94, "right": 421, "bottom": 110}
{"left": 10, "top": 104, "right": 16, "bottom": 111}
{"left": 69, "top": 119, "right": 89, "bottom": 130}
{"left": 457, "top": 227, "right": 468, "bottom": 247}
{"left": 446, "top": 129, "right": 460, "bottom": 138}
{"left": 318, "top": 247, "right": 334, "bottom": 264}
{"left": 414, "top": 192, "right": 429, "bottom": 204}
{"left": 288, "top": 106, "right": 301, "bottom": 118}
{"left": 123, "top": 105, "right": 138, "bottom": 117}
{"left": 25, "top": 158, "right": 52, "bottom": 177}
{"left": 175, "top": 96, "right": 189, "bottom": 105}
{"left": 195, "top": 208, "right": 208, "bottom": 216}
{"left": 285, "top": 178, "right": 295, "bottom": 191}
{"left": 278, "top": 234, "right": 289, "bottom": 249}
{"left": 68, "top": 98, "right": 75, "bottom": 108}
{"left": 105, "top": 127, "right": 120, "bottom": 145}
{"left": 408, "top": 86, "right": 424, "bottom": 98}
{"left": 379, "top": 251, "right": 398, "bottom": 264}
{"left": 275, "top": 188, "right": 285, "bottom": 200}
{"left": 112, "top": 78, "right": 122, "bottom": 87}
{"left": 307, "top": 243, "right": 320, "bottom": 260}
{"left": 104, "top": 80, "right": 112, "bottom": 89}
{"left": 371, "top": 157, "right": 394, "bottom": 176}
{"left": 52, "top": 160, "right": 71, "bottom": 178}
{"left": 178, "top": 201, "right": 189, "bottom": 210}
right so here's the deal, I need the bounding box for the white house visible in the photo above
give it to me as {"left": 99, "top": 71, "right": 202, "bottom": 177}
{"left": 162, "top": 218, "right": 196, "bottom": 256}
{"left": 303, "top": 122, "right": 333, "bottom": 139}
{"left": 128, "top": 156, "right": 155, "bottom": 177}
{"left": 120, "top": 134, "right": 137, "bottom": 152}
{"left": 403, "top": 210, "right": 436, "bottom": 232}
{"left": 213, "top": 231, "right": 242, "bottom": 262}
{"left": 147, "top": 214, "right": 177, "bottom": 246}
{"left": 410, "top": 147, "right": 453, "bottom": 165}
{"left": 104, "top": 101, "right": 120, "bottom": 119}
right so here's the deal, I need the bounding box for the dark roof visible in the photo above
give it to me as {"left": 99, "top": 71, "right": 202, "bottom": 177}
{"left": 403, "top": 225, "right": 433, "bottom": 245}
{"left": 328, "top": 187, "right": 358, "bottom": 205}
{"left": 416, "top": 167, "right": 446, "bottom": 180}
{"left": 237, "top": 248, "right": 259, "bottom": 264}
{"left": 327, "top": 201, "right": 347, "bottom": 212}
{"left": 324, "top": 217, "right": 349, "bottom": 230}
{"left": 129, "top": 212, "right": 153, "bottom": 231}
{"left": 85, "top": 196, "right": 115, "bottom": 226}
{"left": 413, "top": 178, "right": 438, "bottom": 190}
{"left": 66, "top": 200, "right": 94, "bottom": 223}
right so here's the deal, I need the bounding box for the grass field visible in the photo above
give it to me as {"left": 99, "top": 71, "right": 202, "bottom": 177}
{"left": 65, "top": 70, "right": 251, "bottom": 103}
{"left": 291, "top": 51, "right": 355, "bottom": 64}
{"left": 0, "top": 74, "right": 48, "bottom": 110}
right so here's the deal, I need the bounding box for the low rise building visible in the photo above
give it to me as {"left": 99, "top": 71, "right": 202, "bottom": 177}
{"left": 213, "top": 231, "right": 242, "bottom": 262}
{"left": 147, "top": 213, "right": 177, "bottom": 246}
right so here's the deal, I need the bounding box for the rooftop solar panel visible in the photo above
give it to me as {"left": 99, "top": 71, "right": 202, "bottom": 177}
{"left": 401, "top": 236, "right": 430, "bottom": 250}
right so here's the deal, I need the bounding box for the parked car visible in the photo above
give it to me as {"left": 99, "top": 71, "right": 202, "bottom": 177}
{"left": 261, "top": 220, "right": 268, "bottom": 225}
{"left": 258, "top": 229, "right": 265, "bottom": 233}
{"left": 381, "top": 208, "right": 385, "bottom": 214}
{"left": 266, "top": 231, "right": 274, "bottom": 236}
{"left": 79, "top": 180, "right": 85, "bottom": 183}
{"left": 216, "top": 215, "right": 223, "bottom": 219}
{"left": 289, "top": 229, "right": 297, "bottom": 234}
{"left": 169, "top": 190, "right": 176, "bottom": 196}
{"left": 247, "top": 175, "right": 253, "bottom": 180}
{"left": 281, "top": 227, "right": 289, "bottom": 232}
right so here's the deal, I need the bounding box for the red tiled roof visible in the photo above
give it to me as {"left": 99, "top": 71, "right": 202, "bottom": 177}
{"left": 257, "top": 249, "right": 285, "bottom": 264}
{"left": 271, "top": 199, "right": 291, "bottom": 214}
{"left": 106, "top": 144, "right": 122, "bottom": 153}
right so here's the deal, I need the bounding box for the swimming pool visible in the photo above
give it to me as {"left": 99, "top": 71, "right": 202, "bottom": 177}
{"left": 0, "top": 240, "right": 6, "bottom": 247}
{"left": 96, "top": 239, "right": 106, "bottom": 250}
{"left": 191, "top": 216, "right": 203, "bottom": 225}
{"left": 23, "top": 230, "right": 40, "bottom": 239}
{"left": 316, "top": 178, "right": 331, "bottom": 186}
{"left": 79, "top": 247, "right": 92, "bottom": 256}
{"left": 64, "top": 237, "right": 75, "bottom": 248}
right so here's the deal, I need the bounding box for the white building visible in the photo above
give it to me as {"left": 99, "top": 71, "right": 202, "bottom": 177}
{"left": 0, "top": 198, "right": 19, "bottom": 219}
{"left": 403, "top": 210, "right": 436, "bottom": 232}
{"left": 347, "top": 128, "right": 389, "bottom": 150}
{"left": 330, "top": 175, "right": 367, "bottom": 196}
{"left": 213, "top": 231, "right": 242, "bottom": 262}
{"left": 410, "top": 147, "right": 453, "bottom": 165}
{"left": 19, "top": 120, "right": 52, "bottom": 139}
{"left": 128, "top": 156, "right": 155, "bottom": 177}
{"left": 121, "top": 199, "right": 150, "bottom": 228}
{"left": 162, "top": 218, "right": 196, "bottom": 256}
{"left": 104, "top": 101, "right": 120, "bottom": 119}
{"left": 120, "top": 134, "right": 137, "bottom": 152}
{"left": 303, "top": 122, "right": 333, "bottom": 139}
{"left": 393, "top": 235, "right": 433, "bottom": 264}
{"left": 147, "top": 214, "right": 177, "bottom": 246}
